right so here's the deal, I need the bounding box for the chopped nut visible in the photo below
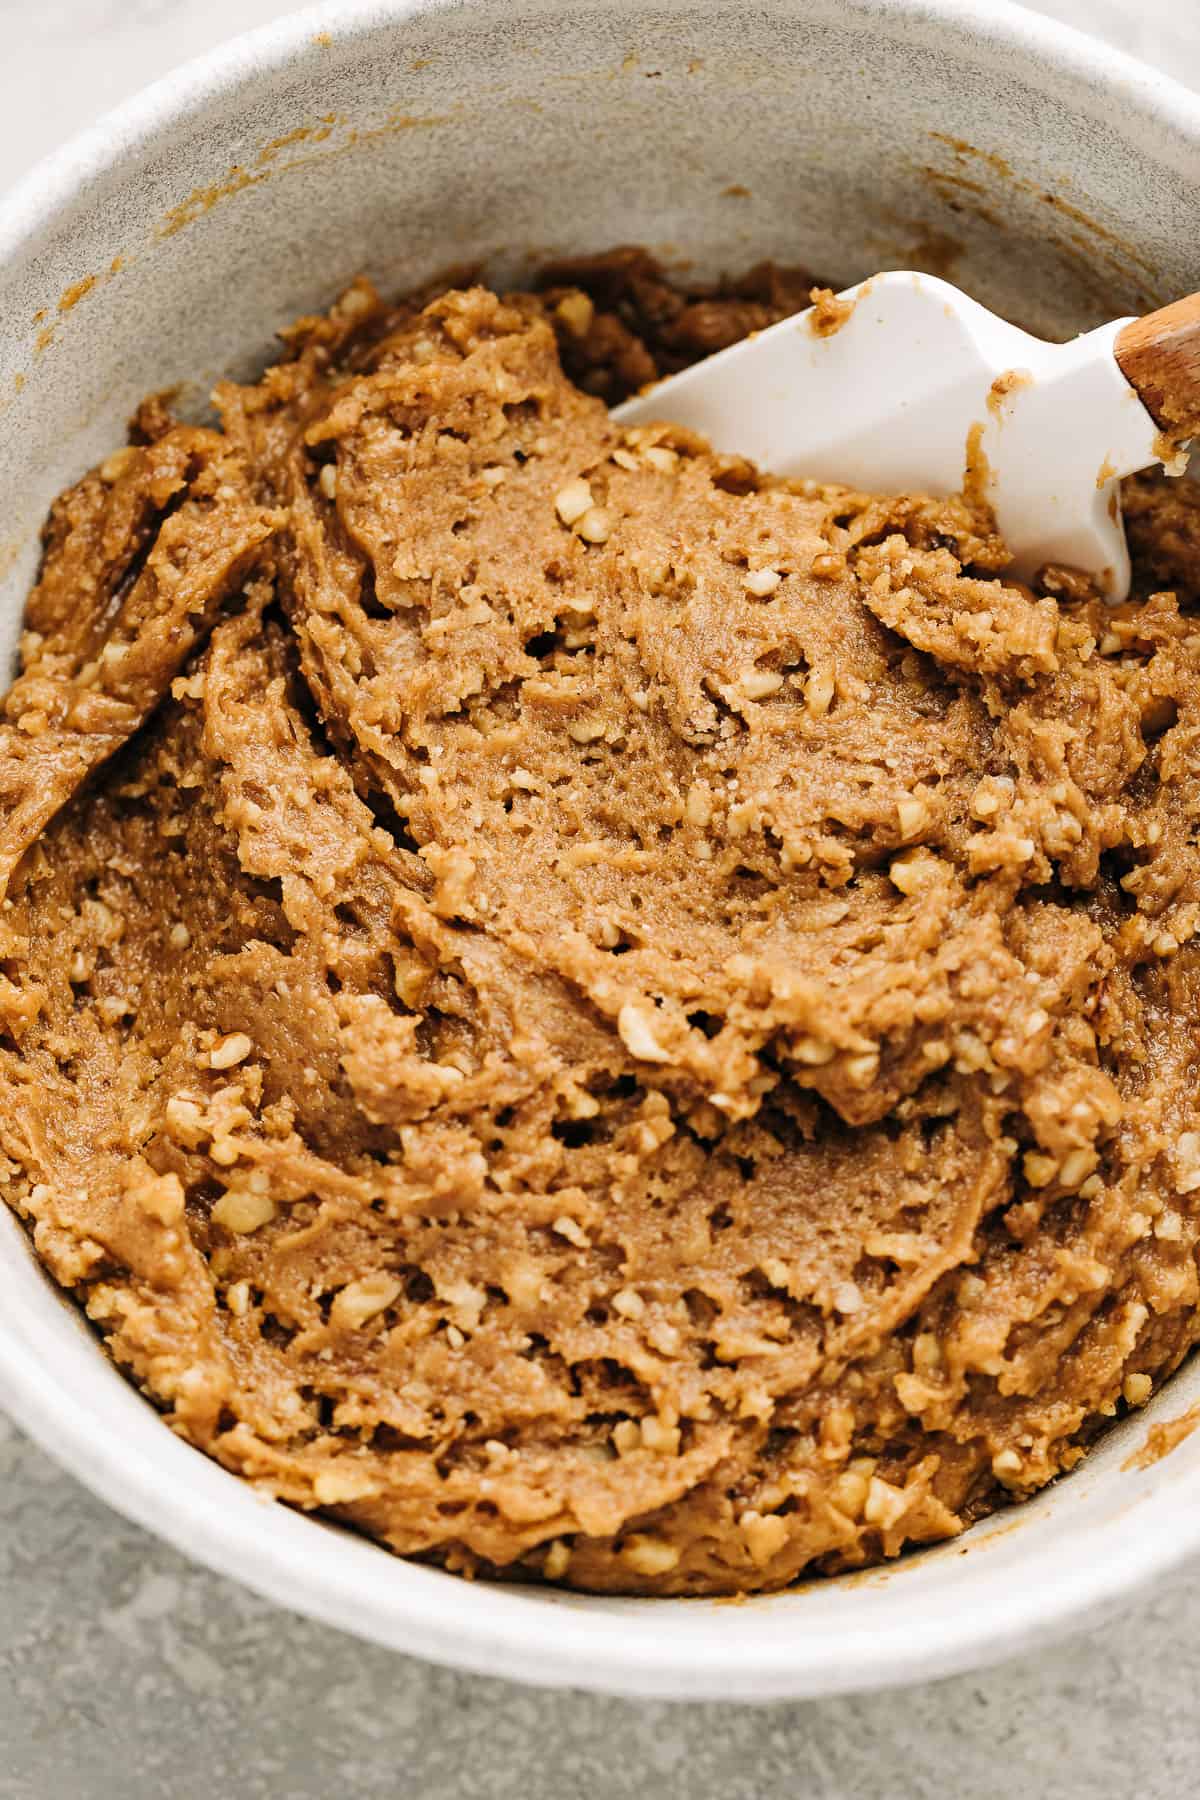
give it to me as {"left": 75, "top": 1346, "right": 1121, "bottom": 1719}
{"left": 810, "top": 550, "right": 844, "bottom": 579}
{"left": 1176, "top": 1131, "right": 1200, "bottom": 1194}
{"left": 740, "top": 1509, "right": 789, "bottom": 1566}
{"left": 135, "top": 1171, "right": 185, "bottom": 1225}
{"left": 566, "top": 716, "right": 606, "bottom": 744}
{"left": 953, "top": 1029, "right": 991, "bottom": 1073}
{"left": 889, "top": 851, "right": 940, "bottom": 894}
{"left": 313, "top": 1464, "right": 380, "bottom": 1505}
{"left": 793, "top": 1036, "right": 836, "bottom": 1066}
{"left": 331, "top": 1272, "right": 403, "bottom": 1329}
{"left": 99, "top": 447, "right": 137, "bottom": 484}
{"left": 833, "top": 1469, "right": 869, "bottom": 1517}
{"left": 168, "top": 922, "right": 191, "bottom": 949}
{"left": 739, "top": 667, "right": 784, "bottom": 698}
{"left": 863, "top": 1475, "right": 908, "bottom": 1528}
{"left": 555, "top": 290, "right": 594, "bottom": 337}
{"left": 1123, "top": 1372, "right": 1152, "bottom": 1406}
{"left": 612, "top": 1419, "right": 642, "bottom": 1456}
{"left": 896, "top": 797, "right": 926, "bottom": 836}
{"left": 992, "top": 1448, "right": 1023, "bottom": 1480}
{"left": 164, "top": 1094, "right": 205, "bottom": 1145}
{"left": 971, "top": 786, "right": 1000, "bottom": 818}
{"left": 684, "top": 783, "right": 712, "bottom": 827}
{"left": 640, "top": 1415, "right": 681, "bottom": 1454}
{"left": 805, "top": 667, "right": 835, "bottom": 715}
{"left": 648, "top": 1319, "right": 682, "bottom": 1356}
{"left": 743, "top": 566, "right": 782, "bottom": 596}
{"left": 335, "top": 282, "right": 375, "bottom": 321}
{"left": 612, "top": 1286, "right": 646, "bottom": 1319}
{"left": 1058, "top": 1148, "right": 1098, "bottom": 1191}
{"left": 318, "top": 463, "right": 338, "bottom": 499}
{"left": 620, "top": 1534, "right": 680, "bottom": 1576}
{"left": 211, "top": 1188, "right": 276, "bottom": 1234}
{"left": 210, "top": 1032, "right": 253, "bottom": 1070}
{"left": 439, "top": 1276, "right": 486, "bottom": 1321}
{"left": 552, "top": 1214, "right": 591, "bottom": 1248}
{"left": 554, "top": 478, "right": 593, "bottom": 525}
{"left": 1023, "top": 1151, "right": 1059, "bottom": 1188}
{"left": 617, "top": 1001, "right": 670, "bottom": 1063}
{"left": 576, "top": 505, "right": 613, "bottom": 544}
{"left": 225, "top": 1280, "right": 250, "bottom": 1318}
{"left": 543, "top": 1539, "right": 571, "bottom": 1580}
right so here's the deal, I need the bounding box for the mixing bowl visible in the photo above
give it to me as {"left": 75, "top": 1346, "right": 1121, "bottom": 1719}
{"left": 1, "top": 0, "right": 1200, "bottom": 1701}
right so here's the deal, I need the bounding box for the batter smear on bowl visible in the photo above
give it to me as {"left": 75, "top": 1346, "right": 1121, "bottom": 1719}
{"left": 3, "top": 255, "right": 1200, "bottom": 1596}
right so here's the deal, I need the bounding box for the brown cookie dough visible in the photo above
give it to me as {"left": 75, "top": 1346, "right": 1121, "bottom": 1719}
{"left": 3, "top": 262, "right": 1200, "bottom": 1597}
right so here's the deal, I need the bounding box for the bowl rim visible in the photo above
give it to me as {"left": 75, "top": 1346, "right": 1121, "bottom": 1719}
{"left": 3, "top": 0, "right": 1200, "bottom": 1701}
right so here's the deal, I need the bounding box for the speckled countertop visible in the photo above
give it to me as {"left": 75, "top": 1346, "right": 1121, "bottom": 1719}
{"left": 4, "top": 3, "right": 1200, "bottom": 1795}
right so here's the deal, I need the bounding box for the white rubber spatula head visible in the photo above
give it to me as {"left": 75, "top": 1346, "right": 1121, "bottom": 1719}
{"left": 612, "top": 272, "right": 1199, "bottom": 601}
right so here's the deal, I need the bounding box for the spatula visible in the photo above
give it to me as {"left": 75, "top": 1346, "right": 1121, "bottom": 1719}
{"left": 612, "top": 272, "right": 1200, "bottom": 601}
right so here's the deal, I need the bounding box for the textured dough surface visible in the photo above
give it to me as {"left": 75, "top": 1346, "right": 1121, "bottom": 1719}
{"left": 3, "top": 257, "right": 1200, "bottom": 1595}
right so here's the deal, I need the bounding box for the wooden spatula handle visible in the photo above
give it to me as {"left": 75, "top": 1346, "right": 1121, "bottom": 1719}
{"left": 1115, "top": 293, "right": 1200, "bottom": 443}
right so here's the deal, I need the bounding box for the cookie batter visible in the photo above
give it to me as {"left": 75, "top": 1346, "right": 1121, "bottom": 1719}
{"left": 2, "top": 258, "right": 1199, "bottom": 1594}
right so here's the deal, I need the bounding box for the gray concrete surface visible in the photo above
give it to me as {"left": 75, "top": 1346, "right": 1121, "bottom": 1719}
{"left": 2, "top": 2, "right": 1200, "bottom": 1794}
{"left": 3, "top": 1403, "right": 1196, "bottom": 1798}
{"left": 5, "top": 1399, "right": 1200, "bottom": 1799}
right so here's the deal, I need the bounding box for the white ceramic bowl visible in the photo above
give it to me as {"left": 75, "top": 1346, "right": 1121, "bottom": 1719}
{"left": 2, "top": 0, "right": 1200, "bottom": 1703}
